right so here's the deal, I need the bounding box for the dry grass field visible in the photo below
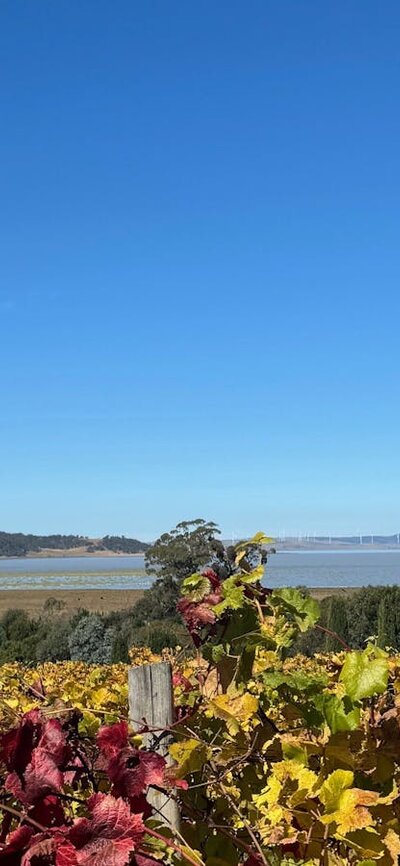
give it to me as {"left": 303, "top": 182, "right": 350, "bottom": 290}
{"left": 0, "top": 588, "right": 145, "bottom": 616}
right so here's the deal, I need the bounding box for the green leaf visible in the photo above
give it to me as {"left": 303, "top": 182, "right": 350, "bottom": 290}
{"left": 272, "top": 588, "right": 320, "bottom": 632}
{"left": 281, "top": 740, "right": 308, "bottom": 765}
{"left": 240, "top": 564, "right": 264, "bottom": 584}
{"left": 262, "top": 672, "right": 289, "bottom": 690}
{"left": 211, "top": 644, "right": 227, "bottom": 663}
{"left": 213, "top": 577, "right": 245, "bottom": 615}
{"left": 263, "top": 669, "right": 328, "bottom": 695}
{"left": 319, "top": 695, "right": 360, "bottom": 734}
{"left": 236, "top": 646, "right": 256, "bottom": 686}
{"left": 181, "top": 573, "right": 212, "bottom": 601}
{"left": 206, "top": 833, "right": 239, "bottom": 866}
{"left": 340, "top": 647, "right": 389, "bottom": 701}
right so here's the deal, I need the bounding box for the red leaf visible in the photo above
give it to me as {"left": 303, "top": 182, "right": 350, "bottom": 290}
{"left": 21, "top": 835, "right": 55, "bottom": 865}
{"left": 63, "top": 755, "right": 85, "bottom": 788}
{"left": 0, "top": 709, "right": 41, "bottom": 774}
{"left": 96, "top": 721, "right": 129, "bottom": 758}
{"left": 6, "top": 744, "right": 63, "bottom": 805}
{"left": 202, "top": 569, "right": 220, "bottom": 590}
{"left": 134, "top": 854, "right": 163, "bottom": 866}
{"left": 177, "top": 597, "right": 217, "bottom": 631}
{"left": 3, "top": 714, "right": 70, "bottom": 806}
{"left": 97, "top": 724, "right": 166, "bottom": 800}
{"left": 39, "top": 720, "right": 69, "bottom": 766}
{"left": 69, "top": 794, "right": 144, "bottom": 866}
{"left": 56, "top": 841, "right": 79, "bottom": 866}
{"left": 20, "top": 833, "right": 78, "bottom": 866}
{"left": 172, "top": 672, "right": 193, "bottom": 692}
{"left": 0, "top": 825, "right": 33, "bottom": 864}
{"left": 30, "top": 795, "right": 67, "bottom": 828}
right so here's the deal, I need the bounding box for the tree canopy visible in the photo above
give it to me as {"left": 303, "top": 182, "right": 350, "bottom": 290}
{"left": 145, "top": 518, "right": 227, "bottom": 585}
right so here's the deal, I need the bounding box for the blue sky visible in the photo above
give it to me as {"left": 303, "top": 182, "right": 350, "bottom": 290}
{"left": 1, "top": 1, "right": 399, "bottom": 540}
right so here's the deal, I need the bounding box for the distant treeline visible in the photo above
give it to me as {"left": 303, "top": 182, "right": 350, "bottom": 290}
{"left": 0, "top": 597, "right": 183, "bottom": 665}
{"left": 3, "top": 584, "right": 400, "bottom": 666}
{"left": 0, "top": 532, "right": 149, "bottom": 558}
{"left": 295, "top": 585, "right": 400, "bottom": 655}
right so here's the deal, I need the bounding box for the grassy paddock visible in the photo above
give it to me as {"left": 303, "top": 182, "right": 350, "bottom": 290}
{"left": 0, "top": 589, "right": 145, "bottom": 616}
{"left": 0, "top": 586, "right": 356, "bottom": 617}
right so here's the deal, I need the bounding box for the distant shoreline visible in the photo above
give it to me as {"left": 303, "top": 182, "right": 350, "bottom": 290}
{"left": 3, "top": 544, "right": 400, "bottom": 560}
{"left": 0, "top": 550, "right": 147, "bottom": 560}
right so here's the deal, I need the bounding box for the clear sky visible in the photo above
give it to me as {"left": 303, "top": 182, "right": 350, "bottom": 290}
{"left": 1, "top": 1, "right": 399, "bottom": 540}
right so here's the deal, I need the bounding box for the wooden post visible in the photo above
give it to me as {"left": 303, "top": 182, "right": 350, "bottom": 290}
{"left": 128, "top": 661, "right": 179, "bottom": 831}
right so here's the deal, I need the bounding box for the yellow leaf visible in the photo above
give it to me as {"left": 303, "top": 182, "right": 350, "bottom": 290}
{"left": 178, "top": 846, "right": 204, "bottom": 866}
{"left": 319, "top": 772, "right": 379, "bottom": 836}
{"left": 169, "top": 739, "right": 211, "bottom": 777}
{"left": 91, "top": 687, "right": 110, "bottom": 705}
{"left": 321, "top": 796, "right": 374, "bottom": 834}
{"left": 206, "top": 691, "right": 258, "bottom": 735}
{"left": 319, "top": 769, "right": 354, "bottom": 811}
{"left": 385, "top": 829, "right": 400, "bottom": 865}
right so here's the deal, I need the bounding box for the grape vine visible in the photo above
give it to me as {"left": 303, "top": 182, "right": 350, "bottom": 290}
{"left": 0, "top": 532, "right": 399, "bottom": 866}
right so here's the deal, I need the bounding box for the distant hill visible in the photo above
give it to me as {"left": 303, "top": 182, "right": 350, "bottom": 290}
{"left": 223, "top": 534, "right": 400, "bottom": 550}
{"left": 274, "top": 533, "right": 400, "bottom": 549}
{"left": 0, "top": 532, "right": 149, "bottom": 558}
{"left": 326, "top": 534, "right": 400, "bottom": 545}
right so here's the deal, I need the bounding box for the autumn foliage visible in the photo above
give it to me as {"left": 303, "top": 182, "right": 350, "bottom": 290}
{"left": 1, "top": 532, "right": 400, "bottom": 866}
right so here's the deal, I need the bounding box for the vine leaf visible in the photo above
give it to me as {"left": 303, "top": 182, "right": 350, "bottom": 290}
{"left": 21, "top": 834, "right": 77, "bottom": 866}
{"left": 181, "top": 574, "right": 213, "bottom": 602}
{"left": 272, "top": 589, "right": 320, "bottom": 632}
{"left": 340, "top": 647, "right": 389, "bottom": 701}
{"left": 96, "top": 722, "right": 166, "bottom": 800}
{"left": 384, "top": 829, "right": 400, "bottom": 865}
{"left": 319, "top": 695, "right": 360, "bottom": 734}
{"left": 169, "top": 738, "right": 212, "bottom": 777}
{"left": 319, "top": 769, "right": 379, "bottom": 834}
{"left": 0, "top": 826, "right": 33, "bottom": 863}
{"left": 69, "top": 793, "right": 144, "bottom": 865}
{"left": 205, "top": 691, "right": 258, "bottom": 735}
{"left": 213, "top": 577, "right": 245, "bottom": 616}
{"left": 319, "top": 769, "right": 355, "bottom": 811}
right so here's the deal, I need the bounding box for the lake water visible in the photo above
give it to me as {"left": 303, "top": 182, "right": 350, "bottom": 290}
{"left": 0, "top": 550, "right": 400, "bottom": 591}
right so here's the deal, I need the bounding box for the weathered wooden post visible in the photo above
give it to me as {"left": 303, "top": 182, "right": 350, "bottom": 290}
{"left": 128, "top": 661, "right": 179, "bottom": 831}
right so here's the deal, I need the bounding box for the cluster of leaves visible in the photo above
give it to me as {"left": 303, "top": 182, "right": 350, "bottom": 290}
{"left": 0, "top": 650, "right": 180, "bottom": 738}
{"left": 2, "top": 531, "right": 400, "bottom": 866}
{"left": 169, "top": 534, "right": 400, "bottom": 866}
{"left": 0, "top": 661, "right": 130, "bottom": 737}
{"left": 0, "top": 709, "right": 175, "bottom": 864}
{"left": 0, "top": 654, "right": 197, "bottom": 864}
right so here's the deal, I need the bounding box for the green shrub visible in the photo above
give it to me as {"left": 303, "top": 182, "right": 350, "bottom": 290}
{"left": 68, "top": 614, "right": 115, "bottom": 664}
{"left": 35, "top": 619, "right": 72, "bottom": 662}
